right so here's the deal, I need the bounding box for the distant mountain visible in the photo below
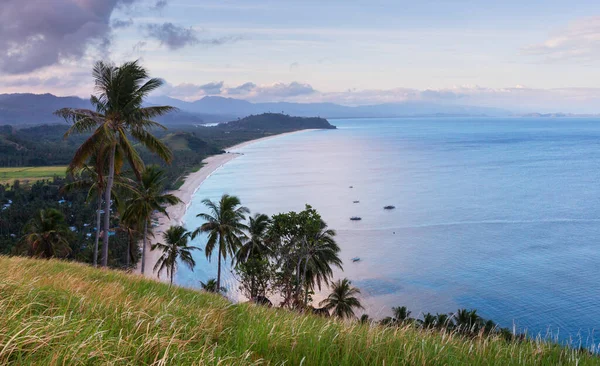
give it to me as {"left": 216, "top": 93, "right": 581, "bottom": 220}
{"left": 519, "top": 112, "right": 600, "bottom": 118}
{"left": 148, "top": 95, "right": 511, "bottom": 119}
{"left": 0, "top": 93, "right": 510, "bottom": 128}
{"left": 0, "top": 93, "right": 231, "bottom": 127}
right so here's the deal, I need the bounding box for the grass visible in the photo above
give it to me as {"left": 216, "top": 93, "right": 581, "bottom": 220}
{"left": 0, "top": 166, "right": 67, "bottom": 185}
{"left": 0, "top": 256, "right": 596, "bottom": 365}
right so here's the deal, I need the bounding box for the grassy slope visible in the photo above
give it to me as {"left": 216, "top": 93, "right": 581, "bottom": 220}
{"left": 0, "top": 256, "right": 595, "bottom": 365}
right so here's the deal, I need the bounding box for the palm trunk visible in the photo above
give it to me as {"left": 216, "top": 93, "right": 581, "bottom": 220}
{"left": 295, "top": 257, "right": 302, "bottom": 304}
{"left": 302, "top": 256, "right": 309, "bottom": 305}
{"left": 141, "top": 220, "right": 148, "bottom": 274}
{"left": 126, "top": 230, "right": 131, "bottom": 268}
{"left": 170, "top": 268, "right": 174, "bottom": 287}
{"left": 217, "top": 253, "right": 222, "bottom": 292}
{"left": 101, "top": 144, "right": 116, "bottom": 267}
{"left": 93, "top": 191, "right": 102, "bottom": 267}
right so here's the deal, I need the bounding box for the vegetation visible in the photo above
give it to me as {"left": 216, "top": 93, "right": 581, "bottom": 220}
{"left": 0, "top": 256, "right": 595, "bottom": 365}
{"left": 56, "top": 60, "right": 175, "bottom": 268}
{"left": 20, "top": 208, "right": 74, "bottom": 258}
{"left": 151, "top": 225, "right": 199, "bottom": 285}
{"left": 320, "top": 278, "right": 364, "bottom": 319}
{"left": 192, "top": 194, "right": 249, "bottom": 291}
{"left": 0, "top": 166, "right": 66, "bottom": 185}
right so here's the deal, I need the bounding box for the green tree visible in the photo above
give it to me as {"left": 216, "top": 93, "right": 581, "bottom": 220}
{"left": 236, "top": 213, "right": 271, "bottom": 264}
{"left": 192, "top": 194, "right": 249, "bottom": 291}
{"left": 56, "top": 60, "right": 175, "bottom": 267}
{"left": 320, "top": 278, "right": 363, "bottom": 319}
{"left": 200, "top": 278, "right": 226, "bottom": 293}
{"left": 300, "top": 218, "right": 342, "bottom": 306}
{"left": 123, "top": 166, "right": 181, "bottom": 274}
{"left": 21, "top": 209, "right": 73, "bottom": 258}
{"left": 152, "top": 225, "right": 199, "bottom": 286}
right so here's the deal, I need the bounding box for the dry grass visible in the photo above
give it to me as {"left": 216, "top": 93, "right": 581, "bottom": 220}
{"left": 0, "top": 256, "right": 596, "bottom": 365}
{"left": 0, "top": 166, "right": 67, "bottom": 185}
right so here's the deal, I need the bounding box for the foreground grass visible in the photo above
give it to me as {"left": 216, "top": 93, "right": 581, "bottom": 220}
{"left": 0, "top": 256, "right": 595, "bottom": 365}
{"left": 0, "top": 166, "right": 67, "bottom": 184}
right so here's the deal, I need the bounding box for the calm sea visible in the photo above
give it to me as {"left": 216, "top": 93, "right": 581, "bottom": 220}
{"left": 176, "top": 117, "right": 600, "bottom": 347}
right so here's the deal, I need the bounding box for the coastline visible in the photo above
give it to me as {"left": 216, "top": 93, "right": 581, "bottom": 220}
{"left": 136, "top": 129, "right": 315, "bottom": 281}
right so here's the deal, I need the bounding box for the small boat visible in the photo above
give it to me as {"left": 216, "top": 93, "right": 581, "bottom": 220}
{"left": 350, "top": 216, "right": 362, "bottom": 221}
{"left": 383, "top": 205, "right": 396, "bottom": 210}
{"left": 351, "top": 257, "right": 360, "bottom": 262}
{"left": 349, "top": 186, "right": 354, "bottom": 188}
{"left": 353, "top": 200, "right": 360, "bottom": 203}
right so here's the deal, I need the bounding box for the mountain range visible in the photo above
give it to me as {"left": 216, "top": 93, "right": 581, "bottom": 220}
{"left": 0, "top": 93, "right": 511, "bottom": 127}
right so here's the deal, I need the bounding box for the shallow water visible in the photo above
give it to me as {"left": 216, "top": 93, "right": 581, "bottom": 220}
{"left": 176, "top": 117, "right": 600, "bottom": 347}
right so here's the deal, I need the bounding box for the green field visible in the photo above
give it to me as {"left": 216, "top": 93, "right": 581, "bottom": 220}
{"left": 0, "top": 166, "right": 67, "bottom": 184}
{"left": 0, "top": 256, "right": 594, "bottom": 365}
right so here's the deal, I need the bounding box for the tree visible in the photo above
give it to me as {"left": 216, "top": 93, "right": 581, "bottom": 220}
{"left": 192, "top": 194, "right": 249, "bottom": 291}
{"left": 63, "top": 153, "right": 132, "bottom": 267}
{"left": 235, "top": 213, "right": 271, "bottom": 264}
{"left": 300, "top": 218, "right": 342, "bottom": 306}
{"left": 56, "top": 60, "right": 175, "bottom": 267}
{"left": 151, "top": 225, "right": 199, "bottom": 286}
{"left": 235, "top": 256, "right": 273, "bottom": 300}
{"left": 320, "top": 278, "right": 363, "bottom": 319}
{"left": 200, "top": 278, "right": 226, "bottom": 293}
{"left": 21, "top": 209, "right": 73, "bottom": 259}
{"left": 122, "top": 166, "right": 181, "bottom": 274}
{"left": 453, "top": 309, "right": 483, "bottom": 334}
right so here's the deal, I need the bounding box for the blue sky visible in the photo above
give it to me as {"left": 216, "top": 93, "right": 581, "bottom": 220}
{"left": 3, "top": 0, "right": 600, "bottom": 112}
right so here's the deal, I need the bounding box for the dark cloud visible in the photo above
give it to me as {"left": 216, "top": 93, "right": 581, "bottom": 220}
{"left": 0, "top": 0, "right": 137, "bottom": 74}
{"left": 198, "top": 35, "right": 244, "bottom": 46}
{"left": 152, "top": 0, "right": 168, "bottom": 10}
{"left": 112, "top": 18, "right": 134, "bottom": 29}
{"left": 226, "top": 82, "right": 257, "bottom": 95}
{"left": 145, "top": 22, "right": 199, "bottom": 50}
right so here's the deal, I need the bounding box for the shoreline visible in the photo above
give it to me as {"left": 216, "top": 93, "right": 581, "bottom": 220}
{"left": 136, "top": 129, "right": 315, "bottom": 281}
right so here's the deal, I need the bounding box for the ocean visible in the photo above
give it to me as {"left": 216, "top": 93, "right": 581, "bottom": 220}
{"left": 176, "top": 117, "right": 600, "bottom": 347}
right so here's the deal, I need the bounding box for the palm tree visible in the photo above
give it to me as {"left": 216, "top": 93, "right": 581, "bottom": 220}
{"left": 419, "top": 312, "right": 437, "bottom": 329}
{"left": 392, "top": 306, "right": 412, "bottom": 324}
{"left": 122, "top": 166, "right": 181, "bottom": 274}
{"left": 56, "top": 60, "right": 175, "bottom": 267}
{"left": 300, "top": 219, "right": 342, "bottom": 305}
{"left": 236, "top": 213, "right": 271, "bottom": 264}
{"left": 21, "top": 209, "right": 72, "bottom": 259}
{"left": 453, "top": 309, "right": 482, "bottom": 334}
{"left": 152, "top": 225, "right": 199, "bottom": 286}
{"left": 192, "top": 194, "right": 249, "bottom": 291}
{"left": 200, "top": 278, "right": 226, "bottom": 293}
{"left": 319, "top": 278, "right": 363, "bottom": 319}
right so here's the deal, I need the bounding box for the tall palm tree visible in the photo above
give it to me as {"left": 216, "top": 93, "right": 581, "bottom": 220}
{"left": 300, "top": 219, "right": 342, "bottom": 305}
{"left": 392, "top": 306, "right": 412, "bottom": 323}
{"left": 320, "top": 278, "right": 364, "bottom": 319}
{"left": 21, "top": 209, "right": 72, "bottom": 259}
{"left": 152, "top": 225, "right": 199, "bottom": 286}
{"left": 236, "top": 213, "right": 271, "bottom": 264}
{"left": 200, "top": 278, "right": 227, "bottom": 293}
{"left": 192, "top": 194, "right": 249, "bottom": 291}
{"left": 122, "top": 166, "right": 181, "bottom": 274}
{"left": 56, "top": 60, "right": 175, "bottom": 267}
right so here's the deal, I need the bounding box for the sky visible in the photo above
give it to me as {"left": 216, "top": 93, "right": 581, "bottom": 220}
{"left": 3, "top": 0, "right": 600, "bottom": 112}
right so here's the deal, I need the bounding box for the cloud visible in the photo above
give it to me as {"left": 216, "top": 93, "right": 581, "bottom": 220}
{"left": 0, "top": 0, "right": 137, "bottom": 74}
{"left": 112, "top": 18, "right": 134, "bottom": 29}
{"left": 226, "top": 82, "right": 257, "bottom": 95}
{"left": 523, "top": 17, "right": 600, "bottom": 62}
{"left": 289, "top": 62, "right": 300, "bottom": 71}
{"left": 152, "top": 0, "right": 168, "bottom": 11}
{"left": 145, "top": 22, "right": 199, "bottom": 50}
{"left": 198, "top": 35, "right": 244, "bottom": 46}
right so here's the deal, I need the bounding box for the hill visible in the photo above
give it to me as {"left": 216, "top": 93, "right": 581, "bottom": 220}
{"left": 0, "top": 93, "right": 228, "bottom": 127}
{"left": 218, "top": 113, "right": 336, "bottom": 131}
{"left": 0, "top": 93, "right": 510, "bottom": 128}
{"left": 0, "top": 256, "right": 593, "bottom": 365}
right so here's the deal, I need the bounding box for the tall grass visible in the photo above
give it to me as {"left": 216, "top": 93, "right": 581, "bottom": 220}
{"left": 0, "top": 256, "right": 595, "bottom": 365}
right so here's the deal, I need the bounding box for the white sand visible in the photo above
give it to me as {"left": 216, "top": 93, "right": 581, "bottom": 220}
{"left": 136, "top": 130, "right": 314, "bottom": 281}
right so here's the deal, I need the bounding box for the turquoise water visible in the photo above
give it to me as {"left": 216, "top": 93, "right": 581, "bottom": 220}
{"left": 176, "top": 117, "right": 600, "bottom": 347}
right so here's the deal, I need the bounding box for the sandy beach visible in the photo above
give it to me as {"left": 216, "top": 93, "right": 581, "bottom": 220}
{"left": 136, "top": 130, "right": 313, "bottom": 281}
